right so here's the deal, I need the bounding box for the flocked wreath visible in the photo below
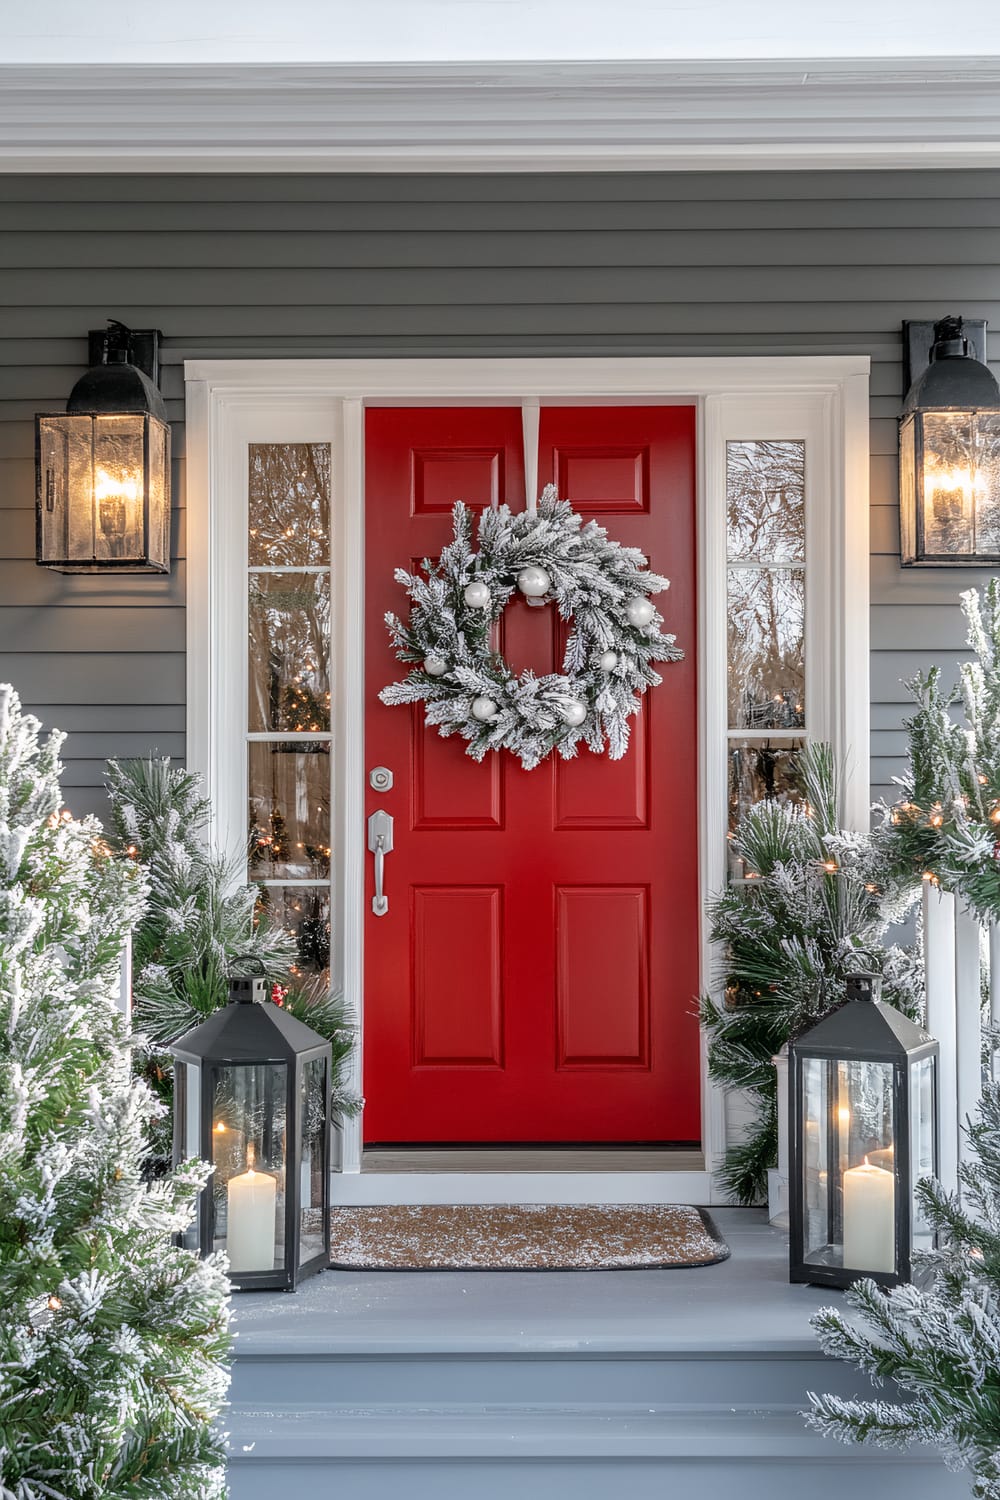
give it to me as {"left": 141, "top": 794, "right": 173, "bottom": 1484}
{"left": 379, "top": 486, "right": 684, "bottom": 769}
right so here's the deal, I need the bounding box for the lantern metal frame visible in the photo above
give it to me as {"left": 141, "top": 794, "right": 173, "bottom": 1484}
{"left": 788, "top": 974, "right": 939, "bottom": 1291}
{"left": 34, "top": 319, "right": 171, "bottom": 574}
{"left": 899, "top": 314, "right": 1000, "bottom": 566}
{"left": 170, "top": 975, "right": 332, "bottom": 1293}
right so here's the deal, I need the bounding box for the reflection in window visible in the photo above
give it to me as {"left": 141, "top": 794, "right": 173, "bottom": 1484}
{"left": 725, "top": 438, "right": 807, "bottom": 877}
{"left": 248, "top": 741, "right": 331, "bottom": 881}
{"left": 727, "top": 568, "right": 805, "bottom": 730}
{"left": 248, "top": 444, "right": 330, "bottom": 567}
{"left": 726, "top": 440, "right": 805, "bottom": 562}
{"left": 249, "top": 572, "right": 331, "bottom": 733}
{"left": 255, "top": 885, "right": 331, "bottom": 991}
{"left": 728, "top": 738, "right": 804, "bottom": 878}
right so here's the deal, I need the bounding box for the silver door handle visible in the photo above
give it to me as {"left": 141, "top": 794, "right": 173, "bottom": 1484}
{"left": 367, "top": 810, "right": 393, "bottom": 916}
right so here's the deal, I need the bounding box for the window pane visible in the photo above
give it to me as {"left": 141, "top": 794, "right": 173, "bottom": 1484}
{"left": 727, "top": 567, "right": 805, "bottom": 729}
{"left": 249, "top": 742, "right": 331, "bottom": 880}
{"left": 728, "top": 737, "right": 804, "bottom": 878}
{"left": 249, "top": 572, "right": 331, "bottom": 733}
{"left": 256, "top": 885, "right": 331, "bottom": 990}
{"left": 249, "top": 443, "right": 330, "bottom": 567}
{"left": 726, "top": 439, "right": 805, "bottom": 563}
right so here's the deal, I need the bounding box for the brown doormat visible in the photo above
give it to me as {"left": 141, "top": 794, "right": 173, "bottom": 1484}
{"left": 328, "top": 1203, "right": 730, "bottom": 1271}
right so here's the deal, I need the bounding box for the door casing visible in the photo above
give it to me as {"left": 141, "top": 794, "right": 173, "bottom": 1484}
{"left": 184, "top": 355, "right": 871, "bottom": 1205}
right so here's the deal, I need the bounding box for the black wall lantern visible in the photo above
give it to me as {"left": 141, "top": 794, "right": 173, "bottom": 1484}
{"left": 35, "top": 320, "right": 171, "bottom": 573}
{"left": 789, "top": 974, "right": 938, "bottom": 1290}
{"left": 900, "top": 315, "right": 1000, "bottom": 565}
{"left": 170, "top": 975, "right": 332, "bottom": 1292}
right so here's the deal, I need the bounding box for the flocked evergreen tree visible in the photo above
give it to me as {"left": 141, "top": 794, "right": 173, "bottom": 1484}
{"left": 701, "top": 742, "right": 922, "bottom": 1205}
{"left": 0, "top": 688, "right": 230, "bottom": 1499}
{"left": 104, "top": 755, "right": 360, "bottom": 1160}
{"left": 808, "top": 1082, "right": 1000, "bottom": 1497}
{"left": 881, "top": 580, "right": 1000, "bottom": 920}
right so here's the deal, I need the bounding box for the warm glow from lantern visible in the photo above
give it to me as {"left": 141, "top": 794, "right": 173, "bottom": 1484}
{"left": 94, "top": 467, "right": 141, "bottom": 504}
{"left": 924, "top": 461, "right": 984, "bottom": 516}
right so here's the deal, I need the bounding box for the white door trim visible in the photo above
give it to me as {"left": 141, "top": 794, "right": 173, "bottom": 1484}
{"left": 184, "top": 354, "right": 870, "bottom": 1206}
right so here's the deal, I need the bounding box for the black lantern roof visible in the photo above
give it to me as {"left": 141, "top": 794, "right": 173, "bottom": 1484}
{"left": 903, "top": 315, "right": 1000, "bottom": 414}
{"left": 170, "top": 976, "right": 330, "bottom": 1065}
{"left": 66, "top": 358, "right": 168, "bottom": 423}
{"left": 794, "top": 975, "right": 935, "bottom": 1060}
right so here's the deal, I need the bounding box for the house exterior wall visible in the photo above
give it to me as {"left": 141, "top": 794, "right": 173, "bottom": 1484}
{"left": 0, "top": 168, "right": 997, "bottom": 819}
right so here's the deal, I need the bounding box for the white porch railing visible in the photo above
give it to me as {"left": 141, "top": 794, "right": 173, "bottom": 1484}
{"left": 923, "top": 882, "right": 997, "bottom": 1194}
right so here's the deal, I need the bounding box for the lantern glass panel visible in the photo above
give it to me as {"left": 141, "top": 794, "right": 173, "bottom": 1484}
{"left": 300, "top": 1056, "right": 328, "bottom": 1267}
{"left": 36, "top": 411, "right": 169, "bottom": 571}
{"left": 911, "top": 1054, "right": 936, "bottom": 1254}
{"left": 801, "top": 1056, "right": 897, "bottom": 1277}
{"left": 919, "top": 411, "right": 1000, "bottom": 558}
{"left": 211, "top": 1062, "right": 286, "bottom": 1275}
{"left": 175, "top": 1060, "right": 202, "bottom": 1254}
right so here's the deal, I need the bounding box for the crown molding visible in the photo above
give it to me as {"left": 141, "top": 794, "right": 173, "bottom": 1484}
{"left": 0, "top": 58, "right": 999, "bottom": 173}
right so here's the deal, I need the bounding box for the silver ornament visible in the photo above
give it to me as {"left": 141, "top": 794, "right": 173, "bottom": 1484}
{"left": 471, "top": 696, "right": 499, "bottom": 721}
{"left": 598, "top": 650, "right": 618, "bottom": 671}
{"left": 560, "top": 699, "right": 588, "bottom": 727}
{"left": 517, "top": 565, "right": 551, "bottom": 598}
{"left": 464, "top": 580, "right": 491, "bottom": 609}
{"left": 424, "top": 655, "right": 448, "bottom": 677}
{"left": 625, "top": 596, "right": 655, "bottom": 629}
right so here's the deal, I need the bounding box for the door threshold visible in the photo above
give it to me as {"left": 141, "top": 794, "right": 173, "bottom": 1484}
{"left": 335, "top": 1163, "right": 717, "bottom": 1206}
{"left": 362, "top": 1147, "right": 704, "bottom": 1174}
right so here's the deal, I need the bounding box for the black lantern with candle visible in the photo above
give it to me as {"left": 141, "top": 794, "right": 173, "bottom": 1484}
{"left": 788, "top": 974, "right": 938, "bottom": 1289}
{"left": 170, "top": 975, "right": 331, "bottom": 1292}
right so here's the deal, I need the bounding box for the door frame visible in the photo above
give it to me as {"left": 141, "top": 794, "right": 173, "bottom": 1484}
{"left": 185, "top": 355, "right": 870, "bottom": 1205}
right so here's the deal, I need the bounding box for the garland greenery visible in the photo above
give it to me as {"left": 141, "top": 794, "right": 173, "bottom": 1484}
{"left": 104, "top": 757, "right": 360, "bottom": 1162}
{"left": 700, "top": 742, "right": 922, "bottom": 1206}
{"left": 380, "top": 486, "right": 683, "bottom": 769}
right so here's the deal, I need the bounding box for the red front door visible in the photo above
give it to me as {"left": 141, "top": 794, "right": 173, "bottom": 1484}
{"left": 363, "top": 404, "right": 699, "bottom": 1144}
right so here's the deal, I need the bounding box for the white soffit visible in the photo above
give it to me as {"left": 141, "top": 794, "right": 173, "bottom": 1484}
{"left": 0, "top": 58, "right": 999, "bottom": 172}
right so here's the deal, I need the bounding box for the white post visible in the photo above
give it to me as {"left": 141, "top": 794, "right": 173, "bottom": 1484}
{"left": 117, "top": 940, "right": 133, "bottom": 1029}
{"left": 990, "top": 923, "right": 1000, "bottom": 1080}
{"left": 769, "top": 1044, "right": 790, "bottom": 1229}
{"left": 924, "top": 882, "right": 959, "bottom": 1194}
{"left": 954, "top": 897, "right": 983, "bottom": 1174}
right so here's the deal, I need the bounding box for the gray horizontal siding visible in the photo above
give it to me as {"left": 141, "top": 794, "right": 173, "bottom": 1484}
{"left": 0, "top": 168, "right": 998, "bottom": 818}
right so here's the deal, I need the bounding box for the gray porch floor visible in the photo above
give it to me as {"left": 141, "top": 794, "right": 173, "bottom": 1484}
{"left": 232, "top": 1207, "right": 836, "bottom": 1355}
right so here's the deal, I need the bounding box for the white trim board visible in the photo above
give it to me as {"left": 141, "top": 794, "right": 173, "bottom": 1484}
{"left": 2, "top": 59, "right": 1000, "bottom": 172}
{"left": 335, "top": 1171, "right": 716, "bottom": 1207}
{"left": 184, "top": 354, "right": 870, "bottom": 1205}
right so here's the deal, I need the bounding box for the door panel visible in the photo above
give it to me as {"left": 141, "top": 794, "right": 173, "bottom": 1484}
{"left": 364, "top": 404, "right": 698, "bottom": 1144}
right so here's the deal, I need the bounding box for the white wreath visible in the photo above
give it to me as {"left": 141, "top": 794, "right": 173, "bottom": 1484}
{"left": 379, "top": 486, "right": 683, "bottom": 770}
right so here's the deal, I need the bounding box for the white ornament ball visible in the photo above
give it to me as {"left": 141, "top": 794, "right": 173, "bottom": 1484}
{"left": 598, "top": 650, "right": 618, "bottom": 672}
{"left": 424, "top": 654, "right": 448, "bottom": 677}
{"left": 464, "top": 580, "right": 492, "bottom": 609}
{"left": 471, "top": 696, "right": 499, "bottom": 722}
{"left": 625, "top": 596, "right": 656, "bottom": 629}
{"left": 560, "top": 699, "right": 588, "bottom": 728}
{"left": 517, "top": 565, "right": 551, "bottom": 598}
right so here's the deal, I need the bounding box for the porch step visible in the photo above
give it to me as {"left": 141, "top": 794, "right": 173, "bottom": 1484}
{"left": 225, "top": 1210, "right": 967, "bottom": 1499}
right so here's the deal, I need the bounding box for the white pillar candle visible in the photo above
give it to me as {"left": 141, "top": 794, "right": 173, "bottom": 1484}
{"left": 842, "top": 1157, "right": 895, "bottom": 1273}
{"left": 226, "top": 1160, "right": 277, "bottom": 1273}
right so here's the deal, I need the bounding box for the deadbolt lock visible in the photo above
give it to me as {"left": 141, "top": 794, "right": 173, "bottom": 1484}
{"left": 369, "top": 766, "right": 394, "bottom": 792}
